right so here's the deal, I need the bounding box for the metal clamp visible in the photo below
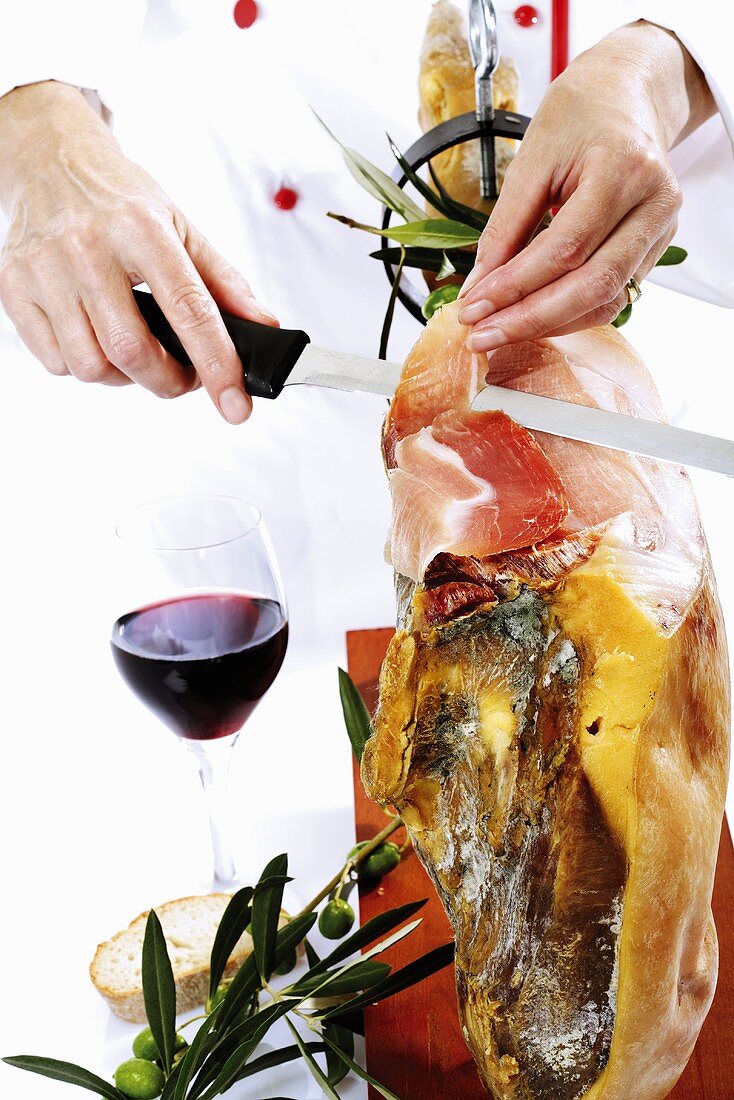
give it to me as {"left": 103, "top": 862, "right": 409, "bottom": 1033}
{"left": 468, "top": 0, "right": 500, "bottom": 199}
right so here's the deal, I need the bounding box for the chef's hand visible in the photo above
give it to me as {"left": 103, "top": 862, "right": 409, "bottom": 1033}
{"left": 458, "top": 22, "right": 716, "bottom": 349}
{"left": 0, "top": 81, "right": 278, "bottom": 423}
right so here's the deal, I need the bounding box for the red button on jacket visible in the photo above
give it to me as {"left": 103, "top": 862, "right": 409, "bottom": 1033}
{"left": 274, "top": 187, "right": 299, "bottom": 211}
{"left": 233, "top": 0, "right": 258, "bottom": 29}
{"left": 514, "top": 5, "right": 539, "bottom": 27}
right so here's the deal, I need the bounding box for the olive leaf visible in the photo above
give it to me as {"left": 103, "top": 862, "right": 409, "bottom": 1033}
{"left": 379, "top": 244, "right": 406, "bottom": 361}
{"left": 321, "top": 1032, "right": 402, "bottom": 1100}
{"left": 208, "top": 886, "right": 253, "bottom": 1002}
{"left": 387, "top": 135, "right": 488, "bottom": 232}
{"left": 142, "top": 910, "right": 178, "bottom": 1075}
{"left": 655, "top": 245, "right": 687, "bottom": 266}
{"left": 304, "top": 936, "right": 322, "bottom": 968}
{"left": 437, "top": 252, "right": 457, "bottom": 280}
{"left": 428, "top": 162, "right": 491, "bottom": 230}
{"left": 1, "top": 1058, "right": 126, "bottom": 1100}
{"left": 271, "top": 911, "right": 318, "bottom": 970}
{"left": 328, "top": 212, "right": 480, "bottom": 249}
{"left": 322, "top": 942, "right": 455, "bottom": 1021}
{"left": 387, "top": 219, "right": 480, "bottom": 249}
{"left": 370, "top": 246, "right": 474, "bottom": 275}
{"left": 168, "top": 1007, "right": 223, "bottom": 1100}
{"left": 323, "top": 1009, "right": 366, "bottom": 1036}
{"left": 286, "top": 1019, "right": 343, "bottom": 1099}
{"left": 251, "top": 854, "right": 290, "bottom": 982}
{"left": 233, "top": 1043, "right": 328, "bottom": 1082}
{"left": 324, "top": 1022, "right": 354, "bottom": 1087}
{"left": 292, "top": 959, "right": 391, "bottom": 998}
{"left": 338, "top": 667, "right": 372, "bottom": 763}
{"left": 386, "top": 136, "right": 459, "bottom": 223}
{"left": 314, "top": 112, "right": 424, "bottom": 223}
{"left": 216, "top": 911, "right": 314, "bottom": 1032}
{"left": 213, "top": 952, "right": 261, "bottom": 1032}
{"left": 195, "top": 1003, "right": 289, "bottom": 1100}
{"left": 189, "top": 1001, "right": 289, "bottom": 1100}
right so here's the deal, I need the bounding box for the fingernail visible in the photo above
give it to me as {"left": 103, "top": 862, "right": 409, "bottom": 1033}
{"left": 219, "top": 386, "right": 251, "bottom": 424}
{"left": 459, "top": 299, "right": 494, "bottom": 325}
{"left": 252, "top": 300, "right": 280, "bottom": 325}
{"left": 467, "top": 326, "right": 505, "bottom": 352}
{"left": 458, "top": 267, "right": 481, "bottom": 298}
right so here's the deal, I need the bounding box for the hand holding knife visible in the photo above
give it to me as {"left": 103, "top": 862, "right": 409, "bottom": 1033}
{"left": 133, "top": 288, "right": 734, "bottom": 478}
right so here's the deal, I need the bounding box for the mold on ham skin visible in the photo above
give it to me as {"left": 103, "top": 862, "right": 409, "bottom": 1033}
{"left": 364, "top": 303, "right": 730, "bottom": 1099}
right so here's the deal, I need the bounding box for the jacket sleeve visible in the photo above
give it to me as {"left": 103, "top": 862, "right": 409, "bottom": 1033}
{"left": 640, "top": 2, "right": 734, "bottom": 306}
{"left": 574, "top": 2, "right": 734, "bottom": 306}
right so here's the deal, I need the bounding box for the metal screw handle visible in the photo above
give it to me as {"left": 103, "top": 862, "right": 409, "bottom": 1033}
{"left": 468, "top": 0, "right": 500, "bottom": 199}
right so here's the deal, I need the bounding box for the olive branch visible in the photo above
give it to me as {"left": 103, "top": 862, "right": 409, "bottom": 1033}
{"left": 3, "top": 670, "right": 445, "bottom": 1100}
{"left": 317, "top": 115, "right": 688, "bottom": 350}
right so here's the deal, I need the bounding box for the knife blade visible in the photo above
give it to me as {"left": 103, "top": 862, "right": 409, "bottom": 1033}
{"left": 134, "top": 288, "right": 734, "bottom": 477}
{"left": 471, "top": 385, "right": 734, "bottom": 477}
{"left": 283, "top": 344, "right": 402, "bottom": 397}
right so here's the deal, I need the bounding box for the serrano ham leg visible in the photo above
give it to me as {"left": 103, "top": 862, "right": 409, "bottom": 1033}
{"left": 362, "top": 303, "right": 730, "bottom": 1100}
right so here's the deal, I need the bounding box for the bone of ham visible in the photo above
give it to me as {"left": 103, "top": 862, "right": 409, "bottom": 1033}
{"left": 363, "top": 301, "right": 730, "bottom": 1099}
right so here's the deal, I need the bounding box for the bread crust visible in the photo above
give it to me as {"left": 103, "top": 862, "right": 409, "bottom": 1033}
{"left": 89, "top": 894, "right": 263, "bottom": 1024}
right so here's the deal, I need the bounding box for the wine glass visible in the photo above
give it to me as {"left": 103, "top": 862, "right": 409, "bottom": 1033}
{"left": 110, "top": 494, "right": 288, "bottom": 884}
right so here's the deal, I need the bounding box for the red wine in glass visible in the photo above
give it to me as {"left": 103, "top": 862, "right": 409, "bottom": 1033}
{"left": 111, "top": 592, "right": 288, "bottom": 741}
{"left": 112, "top": 495, "right": 287, "bottom": 883}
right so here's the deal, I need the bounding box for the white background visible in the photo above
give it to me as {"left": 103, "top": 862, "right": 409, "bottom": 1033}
{"left": 0, "top": 2, "right": 732, "bottom": 1098}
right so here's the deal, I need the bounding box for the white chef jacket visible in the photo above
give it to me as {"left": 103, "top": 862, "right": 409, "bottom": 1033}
{"left": 0, "top": 0, "right": 732, "bottom": 657}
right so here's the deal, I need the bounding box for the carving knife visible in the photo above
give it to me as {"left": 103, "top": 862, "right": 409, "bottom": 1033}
{"left": 134, "top": 288, "right": 734, "bottom": 477}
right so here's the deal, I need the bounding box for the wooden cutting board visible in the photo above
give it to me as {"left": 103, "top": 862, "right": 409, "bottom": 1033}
{"left": 347, "top": 627, "right": 734, "bottom": 1100}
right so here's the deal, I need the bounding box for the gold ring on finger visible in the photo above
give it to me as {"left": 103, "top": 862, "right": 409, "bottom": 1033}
{"left": 625, "top": 276, "right": 642, "bottom": 306}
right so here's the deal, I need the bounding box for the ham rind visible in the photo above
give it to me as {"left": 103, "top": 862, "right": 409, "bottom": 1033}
{"left": 389, "top": 410, "right": 568, "bottom": 582}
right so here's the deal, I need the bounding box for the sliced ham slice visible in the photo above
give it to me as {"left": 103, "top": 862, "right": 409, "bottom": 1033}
{"left": 383, "top": 299, "right": 483, "bottom": 467}
{"left": 389, "top": 410, "right": 568, "bottom": 582}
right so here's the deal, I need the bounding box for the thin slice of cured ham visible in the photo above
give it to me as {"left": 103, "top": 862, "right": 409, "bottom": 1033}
{"left": 390, "top": 410, "right": 568, "bottom": 581}
{"left": 384, "top": 296, "right": 484, "bottom": 466}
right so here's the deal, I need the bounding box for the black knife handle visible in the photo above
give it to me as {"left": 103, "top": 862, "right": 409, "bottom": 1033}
{"left": 132, "top": 288, "right": 310, "bottom": 399}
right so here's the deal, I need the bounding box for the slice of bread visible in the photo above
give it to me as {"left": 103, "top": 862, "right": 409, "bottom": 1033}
{"left": 90, "top": 893, "right": 269, "bottom": 1023}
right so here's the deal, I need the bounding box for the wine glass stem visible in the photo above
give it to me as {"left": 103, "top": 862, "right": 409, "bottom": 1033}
{"left": 188, "top": 735, "right": 238, "bottom": 885}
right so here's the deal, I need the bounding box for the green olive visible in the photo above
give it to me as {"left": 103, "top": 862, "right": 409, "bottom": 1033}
{"left": 113, "top": 1058, "right": 164, "bottom": 1099}
{"left": 361, "top": 841, "right": 401, "bottom": 878}
{"left": 348, "top": 840, "right": 401, "bottom": 879}
{"left": 422, "top": 283, "right": 460, "bottom": 320}
{"left": 207, "top": 982, "right": 230, "bottom": 1013}
{"left": 131, "top": 1027, "right": 186, "bottom": 1063}
{"left": 318, "top": 898, "right": 355, "bottom": 940}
